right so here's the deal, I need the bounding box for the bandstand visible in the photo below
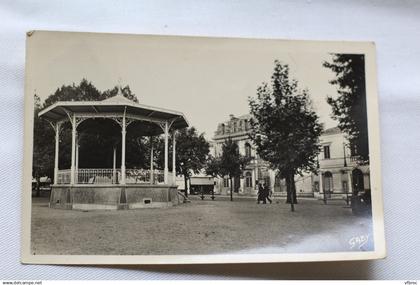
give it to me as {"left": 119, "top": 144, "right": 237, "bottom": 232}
{"left": 38, "top": 91, "right": 189, "bottom": 210}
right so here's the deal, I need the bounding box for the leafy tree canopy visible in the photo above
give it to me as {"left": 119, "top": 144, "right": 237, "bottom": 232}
{"left": 249, "top": 60, "right": 323, "bottom": 177}
{"left": 249, "top": 60, "right": 323, "bottom": 208}
{"left": 219, "top": 138, "right": 250, "bottom": 179}
{"left": 323, "top": 54, "right": 369, "bottom": 163}
{"left": 154, "top": 127, "right": 210, "bottom": 194}
{"left": 206, "top": 138, "right": 250, "bottom": 201}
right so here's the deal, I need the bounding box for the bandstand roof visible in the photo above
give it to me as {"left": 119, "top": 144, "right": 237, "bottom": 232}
{"left": 38, "top": 94, "right": 189, "bottom": 133}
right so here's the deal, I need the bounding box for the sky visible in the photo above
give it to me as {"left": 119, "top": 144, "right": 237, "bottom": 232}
{"left": 27, "top": 32, "right": 340, "bottom": 140}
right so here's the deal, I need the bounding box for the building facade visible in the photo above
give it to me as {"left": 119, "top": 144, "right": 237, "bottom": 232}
{"left": 211, "top": 114, "right": 371, "bottom": 199}
{"left": 211, "top": 114, "right": 274, "bottom": 196}
{"left": 312, "top": 126, "right": 371, "bottom": 200}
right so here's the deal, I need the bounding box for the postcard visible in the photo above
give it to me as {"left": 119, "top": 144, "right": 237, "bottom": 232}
{"left": 22, "top": 31, "right": 385, "bottom": 264}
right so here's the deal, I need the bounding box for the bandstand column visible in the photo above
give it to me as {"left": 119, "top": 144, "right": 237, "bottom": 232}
{"left": 70, "top": 114, "right": 76, "bottom": 185}
{"left": 75, "top": 135, "right": 79, "bottom": 172}
{"left": 172, "top": 131, "right": 176, "bottom": 185}
{"left": 53, "top": 122, "right": 61, "bottom": 184}
{"left": 150, "top": 136, "right": 154, "bottom": 184}
{"left": 164, "top": 121, "right": 169, "bottom": 184}
{"left": 113, "top": 146, "right": 116, "bottom": 183}
{"left": 121, "top": 114, "right": 126, "bottom": 184}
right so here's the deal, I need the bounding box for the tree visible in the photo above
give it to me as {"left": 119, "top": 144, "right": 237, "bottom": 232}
{"left": 102, "top": 85, "right": 139, "bottom": 103}
{"left": 217, "top": 138, "right": 251, "bottom": 202}
{"left": 249, "top": 60, "right": 323, "bottom": 211}
{"left": 204, "top": 154, "right": 222, "bottom": 178}
{"left": 156, "top": 127, "right": 210, "bottom": 196}
{"left": 32, "top": 94, "right": 54, "bottom": 196}
{"left": 323, "top": 54, "right": 369, "bottom": 163}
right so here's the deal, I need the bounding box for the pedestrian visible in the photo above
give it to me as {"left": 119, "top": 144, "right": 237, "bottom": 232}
{"left": 257, "top": 181, "right": 266, "bottom": 204}
{"left": 264, "top": 182, "right": 273, "bottom": 204}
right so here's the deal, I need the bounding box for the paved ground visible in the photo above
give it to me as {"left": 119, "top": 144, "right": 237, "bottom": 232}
{"left": 31, "top": 195, "right": 373, "bottom": 255}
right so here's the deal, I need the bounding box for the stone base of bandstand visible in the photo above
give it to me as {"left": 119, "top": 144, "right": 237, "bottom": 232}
{"left": 49, "top": 184, "right": 180, "bottom": 211}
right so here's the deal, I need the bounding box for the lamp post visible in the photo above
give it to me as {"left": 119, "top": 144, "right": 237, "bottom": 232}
{"left": 316, "top": 154, "right": 326, "bottom": 204}
{"left": 343, "top": 142, "right": 351, "bottom": 205}
{"left": 211, "top": 181, "right": 216, "bottom": 200}
{"left": 200, "top": 185, "right": 205, "bottom": 200}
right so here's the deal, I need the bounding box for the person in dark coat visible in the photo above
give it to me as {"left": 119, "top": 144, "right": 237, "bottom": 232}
{"left": 257, "top": 181, "right": 266, "bottom": 204}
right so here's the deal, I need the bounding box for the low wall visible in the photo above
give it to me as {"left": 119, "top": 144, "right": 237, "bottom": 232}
{"left": 50, "top": 184, "right": 179, "bottom": 210}
{"left": 274, "top": 192, "right": 315, "bottom": 198}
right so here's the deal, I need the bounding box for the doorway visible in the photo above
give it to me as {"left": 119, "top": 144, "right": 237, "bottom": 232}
{"left": 323, "top": 171, "right": 333, "bottom": 198}
{"left": 352, "top": 168, "right": 364, "bottom": 193}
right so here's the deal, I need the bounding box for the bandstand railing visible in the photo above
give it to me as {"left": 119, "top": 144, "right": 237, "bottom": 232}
{"left": 56, "top": 168, "right": 167, "bottom": 185}
{"left": 57, "top": 169, "right": 71, "bottom": 184}
{"left": 125, "top": 169, "right": 165, "bottom": 184}
{"left": 77, "top": 168, "right": 115, "bottom": 184}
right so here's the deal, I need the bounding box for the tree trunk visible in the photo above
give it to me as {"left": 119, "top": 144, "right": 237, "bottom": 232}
{"left": 285, "top": 172, "right": 296, "bottom": 212}
{"left": 285, "top": 174, "right": 292, "bottom": 203}
{"left": 184, "top": 175, "right": 188, "bottom": 197}
{"left": 230, "top": 177, "right": 233, "bottom": 201}
{"left": 286, "top": 174, "right": 291, "bottom": 204}
{"left": 291, "top": 174, "right": 298, "bottom": 204}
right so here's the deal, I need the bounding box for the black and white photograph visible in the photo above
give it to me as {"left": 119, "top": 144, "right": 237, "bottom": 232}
{"left": 22, "top": 31, "right": 385, "bottom": 264}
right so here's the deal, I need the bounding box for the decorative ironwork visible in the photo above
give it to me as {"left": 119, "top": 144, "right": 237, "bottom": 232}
{"left": 112, "top": 117, "right": 123, "bottom": 127}
{"left": 111, "top": 116, "right": 137, "bottom": 128}
{"left": 126, "top": 118, "right": 135, "bottom": 127}
{"left": 156, "top": 121, "right": 167, "bottom": 132}
{"left": 75, "top": 117, "right": 88, "bottom": 128}
{"left": 77, "top": 168, "right": 116, "bottom": 184}
{"left": 61, "top": 107, "right": 73, "bottom": 123}
{"left": 73, "top": 112, "right": 166, "bottom": 126}
{"left": 126, "top": 169, "right": 165, "bottom": 184}
{"left": 45, "top": 119, "right": 66, "bottom": 135}
{"left": 155, "top": 117, "right": 179, "bottom": 132}
{"left": 57, "top": 169, "right": 71, "bottom": 184}
{"left": 56, "top": 168, "right": 165, "bottom": 185}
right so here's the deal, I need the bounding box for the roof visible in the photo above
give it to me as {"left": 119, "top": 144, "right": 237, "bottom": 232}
{"left": 237, "top": 114, "right": 252, "bottom": 120}
{"left": 38, "top": 94, "right": 189, "bottom": 131}
{"left": 322, "top": 126, "right": 341, "bottom": 135}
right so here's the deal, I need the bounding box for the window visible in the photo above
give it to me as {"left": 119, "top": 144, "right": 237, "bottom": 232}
{"left": 323, "top": 145, "right": 331, "bottom": 159}
{"left": 350, "top": 143, "right": 358, "bottom": 156}
{"left": 323, "top": 171, "right": 333, "bottom": 193}
{"left": 245, "top": 143, "right": 252, "bottom": 158}
{"left": 223, "top": 177, "right": 229, "bottom": 188}
{"left": 245, "top": 172, "right": 252, "bottom": 187}
{"left": 342, "top": 181, "right": 348, "bottom": 193}
{"left": 221, "top": 124, "right": 225, "bottom": 134}
{"left": 314, "top": 181, "right": 320, "bottom": 192}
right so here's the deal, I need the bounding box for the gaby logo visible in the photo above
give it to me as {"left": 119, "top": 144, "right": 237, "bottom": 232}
{"left": 349, "top": 234, "right": 369, "bottom": 250}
